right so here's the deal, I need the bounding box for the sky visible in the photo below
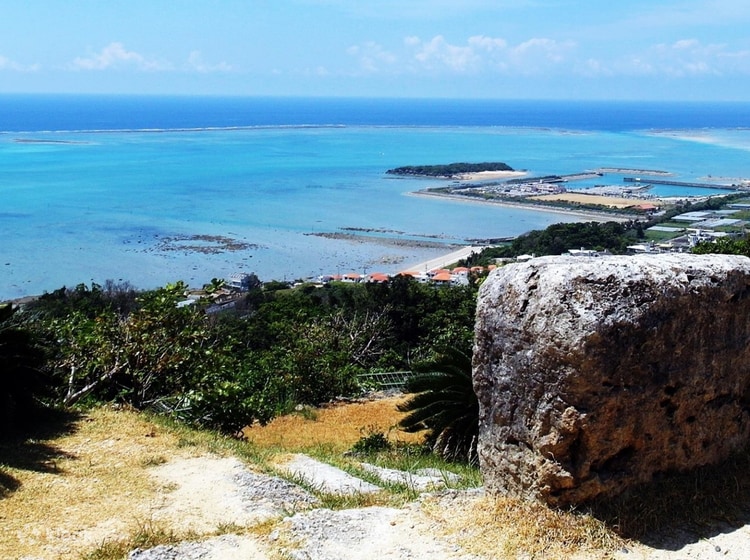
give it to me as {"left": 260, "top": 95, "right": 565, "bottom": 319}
{"left": 1, "top": 1, "right": 750, "bottom": 100}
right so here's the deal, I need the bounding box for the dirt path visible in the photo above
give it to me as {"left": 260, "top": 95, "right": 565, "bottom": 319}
{"left": 133, "top": 454, "right": 750, "bottom": 560}
{"left": 4, "top": 406, "right": 749, "bottom": 559}
{"left": 132, "top": 454, "right": 483, "bottom": 560}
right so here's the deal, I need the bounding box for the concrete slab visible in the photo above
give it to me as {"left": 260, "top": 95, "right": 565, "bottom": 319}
{"left": 279, "top": 454, "right": 382, "bottom": 495}
{"left": 359, "top": 463, "right": 462, "bottom": 491}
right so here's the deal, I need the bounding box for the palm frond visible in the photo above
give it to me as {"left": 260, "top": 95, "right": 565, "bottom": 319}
{"left": 397, "top": 349, "right": 478, "bottom": 463}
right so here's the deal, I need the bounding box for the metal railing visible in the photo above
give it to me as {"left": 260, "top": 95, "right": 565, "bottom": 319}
{"left": 357, "top": 371, "right": 412, "bottom": 390}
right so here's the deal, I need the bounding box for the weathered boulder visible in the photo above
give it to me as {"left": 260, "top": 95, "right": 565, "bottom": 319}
{"left": 473, "top": 253, "right": 750, "bottom": 507}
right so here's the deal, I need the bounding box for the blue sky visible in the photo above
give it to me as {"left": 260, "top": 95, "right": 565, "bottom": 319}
{"left": 2, "top": 1, "right": 749, "bottom": 100}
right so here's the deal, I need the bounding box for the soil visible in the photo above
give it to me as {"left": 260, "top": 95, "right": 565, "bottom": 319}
{"left": 4, "top": 404, "right": 749, "bottom": 559}
{"left": 130, "top": 454, "right": 485, "bottom": 560}
{"left": 130, "top": 454, "right": 750, "bottom": 560}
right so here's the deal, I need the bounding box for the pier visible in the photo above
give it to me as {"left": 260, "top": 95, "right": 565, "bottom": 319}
{"left": 624, "top": 177, "right": 744, "bottom": 191}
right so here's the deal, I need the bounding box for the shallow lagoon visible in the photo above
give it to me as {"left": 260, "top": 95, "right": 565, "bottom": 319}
{"left": 2, "top": 102, "right": 750, "bottom": 300}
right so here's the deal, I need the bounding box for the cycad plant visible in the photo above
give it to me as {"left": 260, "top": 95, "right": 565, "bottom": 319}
{"left": 397, "top": 349, "right": 479, "bottom": 464}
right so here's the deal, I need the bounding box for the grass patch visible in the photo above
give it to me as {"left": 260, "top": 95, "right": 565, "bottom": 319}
{"left": 242, "top": 396, "right": 423, "bottom": 455}
{"left": 17, "top": 395, "right": 749, "bottom": 559}
{"left": 139, "top": 454, "right": 168, "bottom": 467}
{"left": 81, "top": 520, "right": 193, "bottom": 560}
{"left": 424, "top": 494, "right": 623, "bottom": 559}
{"left": 644, "top": 229, "right": 683, "bottom": 242}
{"left": 0, "top": 406, "right": 188, "bottom": 559}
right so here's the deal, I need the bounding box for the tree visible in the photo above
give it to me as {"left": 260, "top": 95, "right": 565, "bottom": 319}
{"left": 692, "top": 235, "right": 750, "bottom": 257}
{"left": 397, "top": 349, "right": 479, "bottom": 464}
{"left": 0, "top": 304, "right": 50, "bottom": 436}
{"left": 202, "top": 277, "right": 225, "bottom": 294}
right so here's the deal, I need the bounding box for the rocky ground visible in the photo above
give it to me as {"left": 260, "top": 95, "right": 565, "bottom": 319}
{"left": 128, "top": 454, "right": 485, "bottom": 560}
{"left": 6, "top": 404, "right": 748, "bottom": 560}
{"left": 125, "top": 453, "right": 750, "bottom": 560}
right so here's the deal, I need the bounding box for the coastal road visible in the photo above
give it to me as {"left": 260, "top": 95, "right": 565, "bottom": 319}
{"left": 401, "top": 245, "right": 485, "bottom": 273}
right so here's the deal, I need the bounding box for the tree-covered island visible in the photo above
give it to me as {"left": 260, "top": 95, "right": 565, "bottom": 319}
{"left": 386, "top": 162, "right": 514, "bottom": 178}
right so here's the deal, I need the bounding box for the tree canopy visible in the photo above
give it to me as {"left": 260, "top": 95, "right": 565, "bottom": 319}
{"left": 8, "top": 276, "right": 478, "bottom": 437}
{"left": 386, "top": 162, "right": 513, "bottom": 177}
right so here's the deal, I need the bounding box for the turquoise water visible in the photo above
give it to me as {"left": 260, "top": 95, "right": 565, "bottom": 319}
{"left": 2, "top": 97, "right": 750, "bottom": 300}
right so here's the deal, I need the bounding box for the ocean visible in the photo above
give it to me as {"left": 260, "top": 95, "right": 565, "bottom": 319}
{"left": 2, "top": 95, "right": 750, "bottom": 300}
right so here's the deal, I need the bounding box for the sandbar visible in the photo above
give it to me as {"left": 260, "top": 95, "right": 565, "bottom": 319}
{"left": 456, "top": 170, "right": 528, "bottom": 181}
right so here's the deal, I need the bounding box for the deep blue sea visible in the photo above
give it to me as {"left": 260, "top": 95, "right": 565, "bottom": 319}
{"left": 2, "top": 95, "right": 750, "bottom": 300}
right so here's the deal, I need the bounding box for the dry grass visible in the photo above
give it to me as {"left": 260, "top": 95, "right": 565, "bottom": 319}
{"left": 0, "top": 406, "right": 205, "bottom": 560}
{"left": 0, "top": 398, "right": 423, "bottom": 559}
{"left": 423, "top": 494, "right": 622, "bottom": 560}
{"left": 0, "top": 398, "right": 636, "bottom": 560}
{"left": 530, "top": 193, "right": 644, "bottom": 208}
{"left": 243, "top": 396, "right": 423, "bottom": 454}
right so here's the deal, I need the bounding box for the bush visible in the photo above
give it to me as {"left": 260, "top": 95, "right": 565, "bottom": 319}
{"left": 0, "top": 304, "right": 51, "bottom": 437}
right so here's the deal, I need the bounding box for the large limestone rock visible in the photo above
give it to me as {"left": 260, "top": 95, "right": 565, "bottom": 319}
{"left": 473, "top": 253, "right": 750, "bottom": 507}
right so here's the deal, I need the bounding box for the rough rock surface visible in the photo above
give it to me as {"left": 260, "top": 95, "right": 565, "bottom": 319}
{"left": 473, "top": 253, "right": 750, "bottom": 507}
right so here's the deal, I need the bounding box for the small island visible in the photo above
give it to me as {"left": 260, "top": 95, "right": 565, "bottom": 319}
{"left": 386, "top": 161, "right": 514, "bottom": 178}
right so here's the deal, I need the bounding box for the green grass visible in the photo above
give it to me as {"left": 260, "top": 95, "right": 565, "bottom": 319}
{"left": 80, "top": 520, "right": 199, "bottom": 560}
{"left": 644, "top": 230, "right": 683, "bottom": 242}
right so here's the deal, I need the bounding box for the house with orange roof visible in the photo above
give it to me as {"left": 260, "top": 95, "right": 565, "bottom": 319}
{"left": 397, "top": 271, "right": 430, "bottom": 283}
{"left": 431, "top": 271, "right": 453, "bottom": 284}
{"left": 367, "top": 272, "right": 390, "bottom": 283}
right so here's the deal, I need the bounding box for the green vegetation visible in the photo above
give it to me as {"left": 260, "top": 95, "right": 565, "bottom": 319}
{"left": 398, "top": 349, "right": 478, "bottom": 464}
{"left": 0, "top": 303, "right": 51, "bottom": 438}
{"left": 693, "top": 233, "right": 750, "bottom": 256}
{"left": 460, "top": 221, "right": 636, "bottom": 266}
{"left": 5, "top": 276, "right": 477, "bottom": 440}
{"left": 5, "top": 192, "right": 749, "bottom": 460}
{"left": 386, "top": 161, "right": 513, "bottom": 177}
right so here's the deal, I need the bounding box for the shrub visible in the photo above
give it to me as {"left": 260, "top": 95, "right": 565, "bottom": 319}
{"left": 397, "top": 349, "right": 479, "bottom": 464}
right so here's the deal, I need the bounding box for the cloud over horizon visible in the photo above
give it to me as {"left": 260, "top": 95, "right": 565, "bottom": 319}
{"left": 70, "top": 43, "right": 236, "bottom": 76}
{"left": 347, "top": 34, "right": 576, "bottom": 75}
{"left": 71, "top": 42, "right": 171, "bottom": 72}
{"left": 0, "top": 54, "right": 39, "bottom": 73}
{"left": 1, "top": 2, "right": 748, "bottom": 99}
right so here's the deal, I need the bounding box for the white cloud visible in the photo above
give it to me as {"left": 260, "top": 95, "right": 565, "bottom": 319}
{"left": 346, "top": 33, "right": 750, "bottom": 83}
{"left": 186, "top": 51, "right": 234, "bottom": 73}
{"left": 407, "top": 35, "right": 480, "bottom": 72}
{"left": 611, "top": 39, "right": 750, "bottom": 77}
{"left": 72, "top": 42, "right": 172, "bottom": 71}
{"left": 347, "top": 41, "right": 397, "bottom": 73}
{"left": 0, "top": 55, "right": 39, "bottom": 72}
{"left": 468, "top": 35, "right": 508, "bottom": 52}
{"left": 404, "top": 35, "right": 574, "bottom": 74}
{"left": 580, "top": 58, "right": 613, "bottom": 77}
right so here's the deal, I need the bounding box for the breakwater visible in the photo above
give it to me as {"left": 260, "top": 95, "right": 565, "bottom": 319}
{"left": 624, "top": 177, "right": 745, "bottom": 190}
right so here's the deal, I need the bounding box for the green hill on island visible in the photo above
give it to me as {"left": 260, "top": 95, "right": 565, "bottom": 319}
{"left": 386, "top": 162, "right": 513, "bottom": 177}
